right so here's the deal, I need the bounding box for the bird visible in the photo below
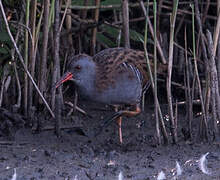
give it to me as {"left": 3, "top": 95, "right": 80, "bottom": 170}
{"left": 55, "top": 47, "right": 166, "bottom": 143}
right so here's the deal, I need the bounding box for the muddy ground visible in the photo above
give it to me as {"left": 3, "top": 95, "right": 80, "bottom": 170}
{"left": 0, "top": 94, "right": 220, "bottom": 180}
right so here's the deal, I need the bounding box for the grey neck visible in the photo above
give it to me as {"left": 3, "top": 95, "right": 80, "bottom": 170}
{"left": 75, "top": 61, "right": 96, "bottom": 99}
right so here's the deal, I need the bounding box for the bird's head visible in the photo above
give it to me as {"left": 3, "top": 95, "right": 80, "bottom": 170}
{"left": 55, "top": 54, "right": 96, "bottom": 88}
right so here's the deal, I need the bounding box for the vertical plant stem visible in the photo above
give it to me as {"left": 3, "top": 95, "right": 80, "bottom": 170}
{"left": 11, "top": 12, "right": 24, "bottom": 109}
{"left": 55, "top": 94, "right": 61, "bottom": 136}
{"left": 49, "top": 0, "right": 55, "bottom": 29}
{"left": 78, "top": 0, "right": 89, "bottom": 53}
{"left": 91, "top": 0, "right": 100, "bottom": 55}
{"left": 0, "top": 76, "right": 6, "bottom": 107}
{"left": 24, "top": 0, "right": 30, "bottom": 116}
{"left": 218, "top": 5, "right": 220, "bottom": 89}
{"left": 206, "top": 30, "right": 220, "bottom": 138}
{"left": 29, "top": 0, "right": 37, "bottom": 116}
{"left": 191, "top": 3, "right": 208, "bottom": 141}
{"left": 194, "top": 1, "right": 210, "bottom": 120}
{"left": 139, "top": 0, "right": 166, "bottom": 64}
{"left": 140, "top": 0, "right": 148, "bottom": 112}
{"left": 157, "top": 0, "right": 164, "bottom": 37}
{"left": 213, "top": 8, "right": 220, "bottom": 58}
{"left": 153, "top": 0, "right": 160, "bottom": 145}
{"left": 204, "top": 73, "right": 211, "bottom": 116}
{"left": 65, "top": 0, "right": 73, "bottom": 50}
{"left": 166, "top": 0, "right": 178, "bottom": 144}
{"left": 113, "top": 10, "right": 122, "bottom": 47}
{"left": 33, "top": 8, "right": 43, "bottom": 107}
{"left": 39, "top": 0, "right": 50, "bottom": 104}
{"left": 218, "top": 1, "right": 220, "bottom": 15}
{"left": 34, "top": 7, "right": 44, "bottom": 57}
{"left": 121, "top": 0, "right": 130, "bottom": 48}
{"left": 184, "top": 26, "right": 193, "bottom": 140}
{"left": 142, "top": 0, "right": 168, "bottom": 145}
{"left": 51, "top": 0, "right": 62, "bottom": 111}
{"left": 202, "top": 0, "right": 210, "bottom": 24}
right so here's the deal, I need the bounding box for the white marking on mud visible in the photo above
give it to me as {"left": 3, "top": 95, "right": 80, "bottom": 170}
{"left": 176, "top": 161, "right": 182, "bottom": 176}
{"left": 169, "top": 161, "right": 183, "bottom": 180}
{"left": 107, "top": 160, "right": 116, "bottom": 166}
{"left": 184, "top": 159, "right": 193, "bottom": 166}
{"left": 157, "top": 171, "right": 166, "bottom": 180}
{"left": 11, "top": 168, "right": 17, "bottom": 180}
{"left": 198, "top": 152, "right": 211, "bottom": 175}
{"left": 118, "top": 171, "right": 123, "bottom": 180}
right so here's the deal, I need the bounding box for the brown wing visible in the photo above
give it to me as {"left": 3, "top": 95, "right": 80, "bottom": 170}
{"left": 93, "top": 48, "right": 150, "bottom": 92}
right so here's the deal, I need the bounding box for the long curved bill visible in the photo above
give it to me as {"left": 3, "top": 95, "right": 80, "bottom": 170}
{"left": 55, "top": 72, "right": 73, "bottom": 88}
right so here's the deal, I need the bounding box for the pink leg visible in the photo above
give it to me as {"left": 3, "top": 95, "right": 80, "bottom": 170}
{"left": 114, "top": 105, "right": 141, "bottom": 144}
{"left": 117, "top": 116, "right": 123, "bottom": 144}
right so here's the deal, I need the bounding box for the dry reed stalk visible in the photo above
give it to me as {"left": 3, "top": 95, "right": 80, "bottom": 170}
{"left": 0, "top": 1, "right": 55, "bottom": 118}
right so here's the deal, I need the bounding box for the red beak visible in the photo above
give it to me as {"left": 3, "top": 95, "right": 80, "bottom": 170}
{"left": 55, "top": 72, "right": 73, "bottom": 88}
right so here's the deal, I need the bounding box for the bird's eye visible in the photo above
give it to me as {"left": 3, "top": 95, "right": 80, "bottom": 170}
{"left": 75, "top": 65, "right": 81, "bottom": 70}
